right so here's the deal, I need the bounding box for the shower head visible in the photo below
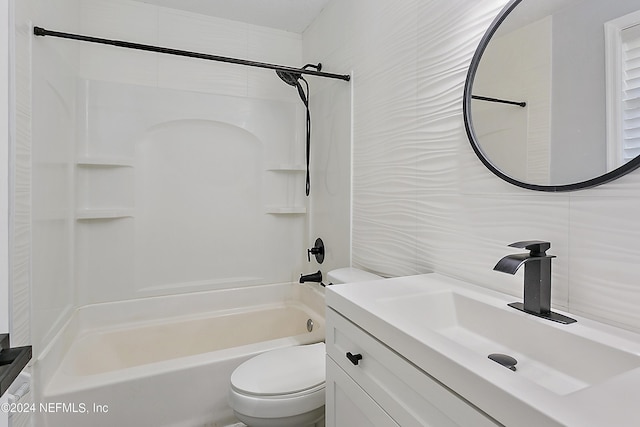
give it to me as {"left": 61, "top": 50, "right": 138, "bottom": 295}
{"left": 276, "top": 70, "right": 302, "bottom": 87}
{"left": 275, "top": 63, "right": 322, "bottom": 87}
{"left": 275, "top": 63, "right": 321, "bottom": 197}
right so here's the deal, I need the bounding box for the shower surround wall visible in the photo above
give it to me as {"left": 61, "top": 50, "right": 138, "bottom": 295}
{"left": 304, "top": 0, "right": 640, "bottom": 333}
{"left": 75, "top": 0, "right": 308, "bottom": 306}
{"left": 17, "top": 0, "right": 309, "bottom": 360}
{"left": 14, "top": 0, "right": 80, "bottom": 358}
{"left": 76, "top": 81, "right": 304, "bottom": 303}
{"left": 12, "top": 1, "right": 80, "bottom": 427}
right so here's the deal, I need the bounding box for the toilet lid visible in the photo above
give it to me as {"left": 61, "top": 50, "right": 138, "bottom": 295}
{"left": 231, "top": 342, "right": 325, "bottom": 396}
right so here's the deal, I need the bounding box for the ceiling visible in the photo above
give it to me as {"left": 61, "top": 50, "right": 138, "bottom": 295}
{"left": 133, "top": 0, "right": 331, "bottom": 34}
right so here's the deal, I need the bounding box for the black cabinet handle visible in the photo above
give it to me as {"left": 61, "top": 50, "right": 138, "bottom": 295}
{"left": 346, "top": 352, "right": 363, "bottom": 366}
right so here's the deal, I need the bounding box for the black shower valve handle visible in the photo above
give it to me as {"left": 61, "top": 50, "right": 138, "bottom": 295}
{"left": 307, "top": 246, "right": 322, "bottom": 262}
{"left": 307, "top": 238, "right": 325, "bottom": 264}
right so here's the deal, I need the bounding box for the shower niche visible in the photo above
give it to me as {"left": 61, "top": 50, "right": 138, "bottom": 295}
{"left": 75, "top": 161, "right": 134, "bottom": 220}
{"left": 265, "top": 164, "right": 308, "bottom": 214}
{"left": 75, "top": 80, "right": 308, "bottom": 302}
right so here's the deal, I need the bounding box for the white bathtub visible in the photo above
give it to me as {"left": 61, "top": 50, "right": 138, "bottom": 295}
{"left": 34, "top": 282, "right": 325, "bottom": 427}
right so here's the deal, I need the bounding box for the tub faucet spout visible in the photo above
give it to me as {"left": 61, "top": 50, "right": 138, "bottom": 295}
{"left": 299, "top": 270, "right": 322, "bottom": 284}
{"left": 494, "top": 241, "right": 576, "bottom": 324}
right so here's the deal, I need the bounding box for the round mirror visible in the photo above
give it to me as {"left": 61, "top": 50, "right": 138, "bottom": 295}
{"left": 464, "top": 0, "right": 640, "bottom": 191}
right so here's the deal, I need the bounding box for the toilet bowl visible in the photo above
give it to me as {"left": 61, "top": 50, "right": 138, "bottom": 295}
{"left": 229, "top": 343, "right": 326, "bottom": 427}
{"left": 228, "top": 268, "right": 382, "bottom": 427}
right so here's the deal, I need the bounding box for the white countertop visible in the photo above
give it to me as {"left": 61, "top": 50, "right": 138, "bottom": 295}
{"left": 326, "top": 273, "right": 640, "bottom": 427}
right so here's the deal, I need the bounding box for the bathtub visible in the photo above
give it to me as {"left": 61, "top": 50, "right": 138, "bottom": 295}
{"left": 34, "top": 282, "right": 325, "bottom": 427}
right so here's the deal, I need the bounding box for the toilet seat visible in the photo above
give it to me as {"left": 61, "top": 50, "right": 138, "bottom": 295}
{"left": 231, "top": 342, "right": 325, "bottom": 396}
{"left": 229, "top": 342, "right": 326, "bottom": 420}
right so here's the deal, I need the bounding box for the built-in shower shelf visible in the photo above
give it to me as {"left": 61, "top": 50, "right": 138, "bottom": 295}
{"left": 264, "top": 206, "right": 307, "bottom": 215}
{"left": 76, "top": 209, "right": 134, "bottom": 220}
{"left": 76, "top": 156, "right": 134, "bottom": 167}
{"left": 266, "top": 165, "right": 306, "bottom": 172}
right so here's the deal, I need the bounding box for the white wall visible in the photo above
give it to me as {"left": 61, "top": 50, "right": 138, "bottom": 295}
{"left": 0, "top": 0, "right": 10, "bottom": 338}
{"left": 305, "top": 0, "right": 640, "bottom": 333}
{"left": 14, "top": 0, "right": 80, "bottom": 357}
{"left": 10, "top": 3, "right": 79, "bottom": 427}
{"left": 305, "top": 70, "right": 352, "bottom": 275}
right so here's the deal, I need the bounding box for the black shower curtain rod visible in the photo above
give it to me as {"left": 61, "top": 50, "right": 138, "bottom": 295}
{"left": 471, "top": 95, "right": 526, "bottom": 108}
{"left": 33, "top": 26, "right": 351, "bottom": 82}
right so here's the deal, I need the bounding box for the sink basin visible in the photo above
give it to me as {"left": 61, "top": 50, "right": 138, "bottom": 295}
{"left": 380, "top": 290, "right": 640, "bottom": 395}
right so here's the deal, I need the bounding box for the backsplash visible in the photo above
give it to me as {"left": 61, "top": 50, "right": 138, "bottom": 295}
{"left": 304, "top": 0, "right": 640, "bottom": 333}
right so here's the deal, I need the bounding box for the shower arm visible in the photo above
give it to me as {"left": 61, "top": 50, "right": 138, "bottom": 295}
{"left": 33, "top": 26, "right": 351, "bottom": 82}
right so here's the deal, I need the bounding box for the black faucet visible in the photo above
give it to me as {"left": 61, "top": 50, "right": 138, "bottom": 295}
{"left": 299, "top": 270, "right": 322, "bottom": 284}
{"left": 494, "top": 241, "right": 576, "bottom": 324}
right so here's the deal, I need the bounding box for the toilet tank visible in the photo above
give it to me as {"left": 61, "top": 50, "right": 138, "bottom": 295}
{"left": 326, "top": 268, "right": 382, "bottom": 285}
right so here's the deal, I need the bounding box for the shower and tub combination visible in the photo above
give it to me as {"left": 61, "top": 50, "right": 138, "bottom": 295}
{"left": 36, "top": 282, "right": 326, "bottom": 427}
{"left": 29, "top": 22, "right": 353, "bottom": 427}
{"left": 35, "top": 268, "right": 380, "bottom": 427}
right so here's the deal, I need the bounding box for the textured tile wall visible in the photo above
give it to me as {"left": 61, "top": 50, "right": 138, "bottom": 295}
{"left": 304, "top": 0, "right": 640, "bottom": 332}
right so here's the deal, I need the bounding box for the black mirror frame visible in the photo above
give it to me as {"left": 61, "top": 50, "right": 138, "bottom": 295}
{"left": 463, "top": 0, "right": 640, "bottom": 192}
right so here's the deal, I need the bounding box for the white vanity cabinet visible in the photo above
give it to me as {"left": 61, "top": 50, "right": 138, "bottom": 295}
{"left": 326, "top": 357, "right": 399, "bottom": 426}
{"left": 325, "top": 307, "right": 500, "bottom": 427}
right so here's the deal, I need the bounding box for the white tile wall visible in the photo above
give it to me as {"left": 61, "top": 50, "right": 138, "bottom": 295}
{"left": 304, "top": 0, "right": 640, "bottom": 333}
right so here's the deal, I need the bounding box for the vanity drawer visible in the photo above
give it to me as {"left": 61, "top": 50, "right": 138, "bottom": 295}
{"left": 326, "top": 308, "right": 500, "bottom": 427}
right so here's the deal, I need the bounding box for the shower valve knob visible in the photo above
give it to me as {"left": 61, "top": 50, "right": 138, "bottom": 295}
{"left": 307, "top": 238, "right": 325, "bottom": 264}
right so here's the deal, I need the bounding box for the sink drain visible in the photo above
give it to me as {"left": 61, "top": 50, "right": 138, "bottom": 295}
{"left": 488, "top": 353, "right": 517, "bottom": 371}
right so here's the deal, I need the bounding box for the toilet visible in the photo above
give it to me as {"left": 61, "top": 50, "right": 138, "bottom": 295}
{"left": 228, "top": 268, "right": 383, "bottom": 427}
